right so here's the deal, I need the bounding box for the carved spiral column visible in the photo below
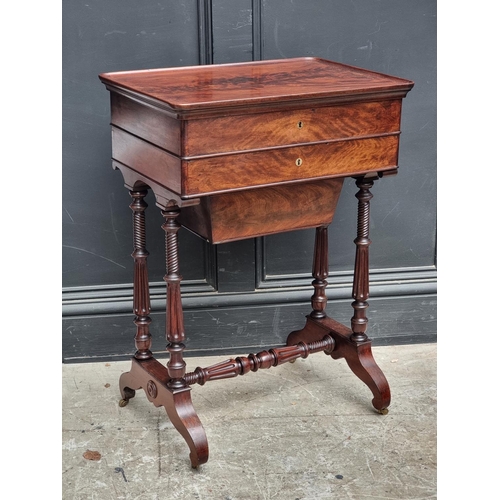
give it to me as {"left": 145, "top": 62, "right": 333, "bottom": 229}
{"left": 130, "top": 190, "right": 152, "bottom": 359}
{"left": 161, "top": 207, "right": 187, "bottom": 389}
{"left": 310, "top": 225, "right": 329, "bottom": 319}
{"left": 350, "top": 177, "right": 374, "bottom": 343}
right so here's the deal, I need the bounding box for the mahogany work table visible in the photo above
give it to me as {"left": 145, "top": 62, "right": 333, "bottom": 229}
{"left": 99, "top": 57, "right": 414, "bottom": 468}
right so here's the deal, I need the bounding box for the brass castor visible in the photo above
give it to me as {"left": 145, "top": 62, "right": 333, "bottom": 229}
{"left": 119, "top": 398, "right": 129, "bottom": 407}
{"left": 377, "top": 408, "right": 389, "bottom": 415}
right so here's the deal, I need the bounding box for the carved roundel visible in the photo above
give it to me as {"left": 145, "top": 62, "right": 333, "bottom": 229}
{"left": 146, "top": 380, "right": 158, "bottom": 399}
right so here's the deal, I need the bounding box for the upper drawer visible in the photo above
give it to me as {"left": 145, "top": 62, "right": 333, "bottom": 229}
{"left": 110, "top": 92, "right": 402, "bottom": 158}
{"left": 183, "top": 99, "right": 402, "bottom": 156}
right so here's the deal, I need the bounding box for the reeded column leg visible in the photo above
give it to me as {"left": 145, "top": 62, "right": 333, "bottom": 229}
{"left": 310, "top": 225, "right": 329, "bottom": 319}
{"left": 286, "top": 224, "right": 329, "bottom": 346}
{"left": 350, "top": 178, "right": 373, "bottom": 342}
{"left": 119, "top": 189, "right": 153, "bottom": 406}
{"left": 131, "top": 190, "right": 153, "bottom": 359}
{"left": 341, "top": 176, "right": 391, "bottom": 413}
{"left": 161, "top": 206, "right": 209, "bottom": 467}
{"left": 161, "top": 207, "right": 187, "bottom": 388}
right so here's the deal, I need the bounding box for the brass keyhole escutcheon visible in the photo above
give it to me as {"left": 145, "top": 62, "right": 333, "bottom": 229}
{"left": 297, "top": 121, "right": 304, "bottom": 129}
{"left": 295, "top": 158, "right": 303, "bottom": 167}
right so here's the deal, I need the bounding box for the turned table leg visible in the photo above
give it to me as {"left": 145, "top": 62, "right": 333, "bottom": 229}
{"left": 117, "top": 200, "right": 208, "bottom": 467}
{"left": 335, "top": 176, "right": 390, "bottom": 413}
{"left": 351, "top": 177, "right": 373, "bottom": 342}
{"left": 286, "top": 224, "right": 330, "bottom": 346}
{"left": 310, "top": 225, "right": 329, "bottom": 319}
{"left": 119, "top": 189, "right": 153, "bottom": 406}
{"left": 131, "top": 190, "right": 153, "bottom": 359}
{"left": 161, "top": 208, "right": 187, "bottom": 388}
{"left": 160, "top": 206, "right": 209, "bottom": 467}
{"left": 287, "top": 177, "right": 391, "bottom": 413}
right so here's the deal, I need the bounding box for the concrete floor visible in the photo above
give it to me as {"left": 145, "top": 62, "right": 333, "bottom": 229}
{"left": 62, "top": 343, "right": 436, "bottom": 499}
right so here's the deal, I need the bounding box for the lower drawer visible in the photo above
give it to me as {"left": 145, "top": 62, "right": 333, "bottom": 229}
{"left": 182, "top": 135, "right": 398, "bottom": 197}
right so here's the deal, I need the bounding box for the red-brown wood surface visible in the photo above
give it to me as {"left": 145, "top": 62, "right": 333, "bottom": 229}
{"left": 183, "top": 99, "right": 402, "bottom": 156}
{"left": 310, "top": 225, "right": 329, "bottom": 319}
{"left": 129, "top": 190, "right": 153, "bottom": 359}
{"left": 182, "top": 135, "right": 398, "bottom": 197}
{"left": 286, "top": 316, "right": 391, "bottom": 412}
{"left": 102, "top": 57, "right": 412, "bottom": 219}
{"left": 102, "top": 57, "right": 413, "bottom": 467}
{"left": 177, "top": 178, "right": 343, "bottom": 244}
{"left": 184, "top": 335, "right": 336, "bottom": 386}
{"left": 118, "top": 358, "right": 209, "bottom": 467}
{"left": 111, "top": 92, "right": 181, "bottom": 155}
{"left": 111, "top": 127, "right": 182, "bottom": 194}
{"left": 99, "top": 57, "right": 413, "bottom": 117}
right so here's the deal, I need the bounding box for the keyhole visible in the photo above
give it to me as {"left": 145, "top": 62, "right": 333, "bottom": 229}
{"left": 295, "top": 158, "right": 303, "bottom": 166}
{"left": 297, "top": 121, "right": 304, "bottom": 129}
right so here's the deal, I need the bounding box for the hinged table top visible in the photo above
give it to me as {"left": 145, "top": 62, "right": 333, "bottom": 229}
{"left": 99, "top": 57, "right": 413, "bottom": 117}
{"left": 100, "top": 57, "right": 414, "bottom": 241}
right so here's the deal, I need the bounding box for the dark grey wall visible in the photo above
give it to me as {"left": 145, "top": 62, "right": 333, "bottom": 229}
{"left": 62, "top": 0, "right": 436, "bottom": 362}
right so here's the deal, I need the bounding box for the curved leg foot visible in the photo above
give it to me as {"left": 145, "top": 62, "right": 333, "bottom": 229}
{"left": 122, "top": 358, "right": 208, "bottom": 467}
{"left": 332, "top": 341, "right": 391, "bottom": 413}
{"left": 118, "top": 368, "right": 140, "bottom": 406}
{"left": 290, "top": 317, "right": 391, "bottom": 413}
{"left": 164, "top": 388, "right": 209, "bottom": 468}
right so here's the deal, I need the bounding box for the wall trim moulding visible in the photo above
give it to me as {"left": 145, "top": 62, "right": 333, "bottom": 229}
{"left": 62, "top": 265, "right": 437, "bottom": 318}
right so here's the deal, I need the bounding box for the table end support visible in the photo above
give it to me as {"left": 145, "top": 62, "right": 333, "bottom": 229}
{"left": 286, "top": 202, "right": 390, "bottom": 413}
{"left": 117, "top": 202, "right": 209, "bottom": 469}
{"left": 287, "top": 317, "right": 390, "bottom": 413}
{"left": 117, "top": 358, "right": 209, "bottom": 468}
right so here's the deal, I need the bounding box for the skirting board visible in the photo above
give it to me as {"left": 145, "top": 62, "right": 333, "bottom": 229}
{"left": 62, "top": 272, "right": 436, "bottom": 363}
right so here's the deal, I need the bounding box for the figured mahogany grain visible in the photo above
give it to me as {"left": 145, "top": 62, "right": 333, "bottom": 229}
{"left": 182, "top": 135, "right": 398, "bottom": 197}
{"left": 178, "top": 178, "right": 343, "bottom": 243}
{"left": 101, "top": 57, "right": 414, "bottom": 467}
{"left": 183, "top": 99, "right": 402, "bottom": 156}
{"left": 102, "top": 57, "right": 413, "bottom": 205}
{"left": 99, "top": 57, "right": 413, "bottom": 117}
